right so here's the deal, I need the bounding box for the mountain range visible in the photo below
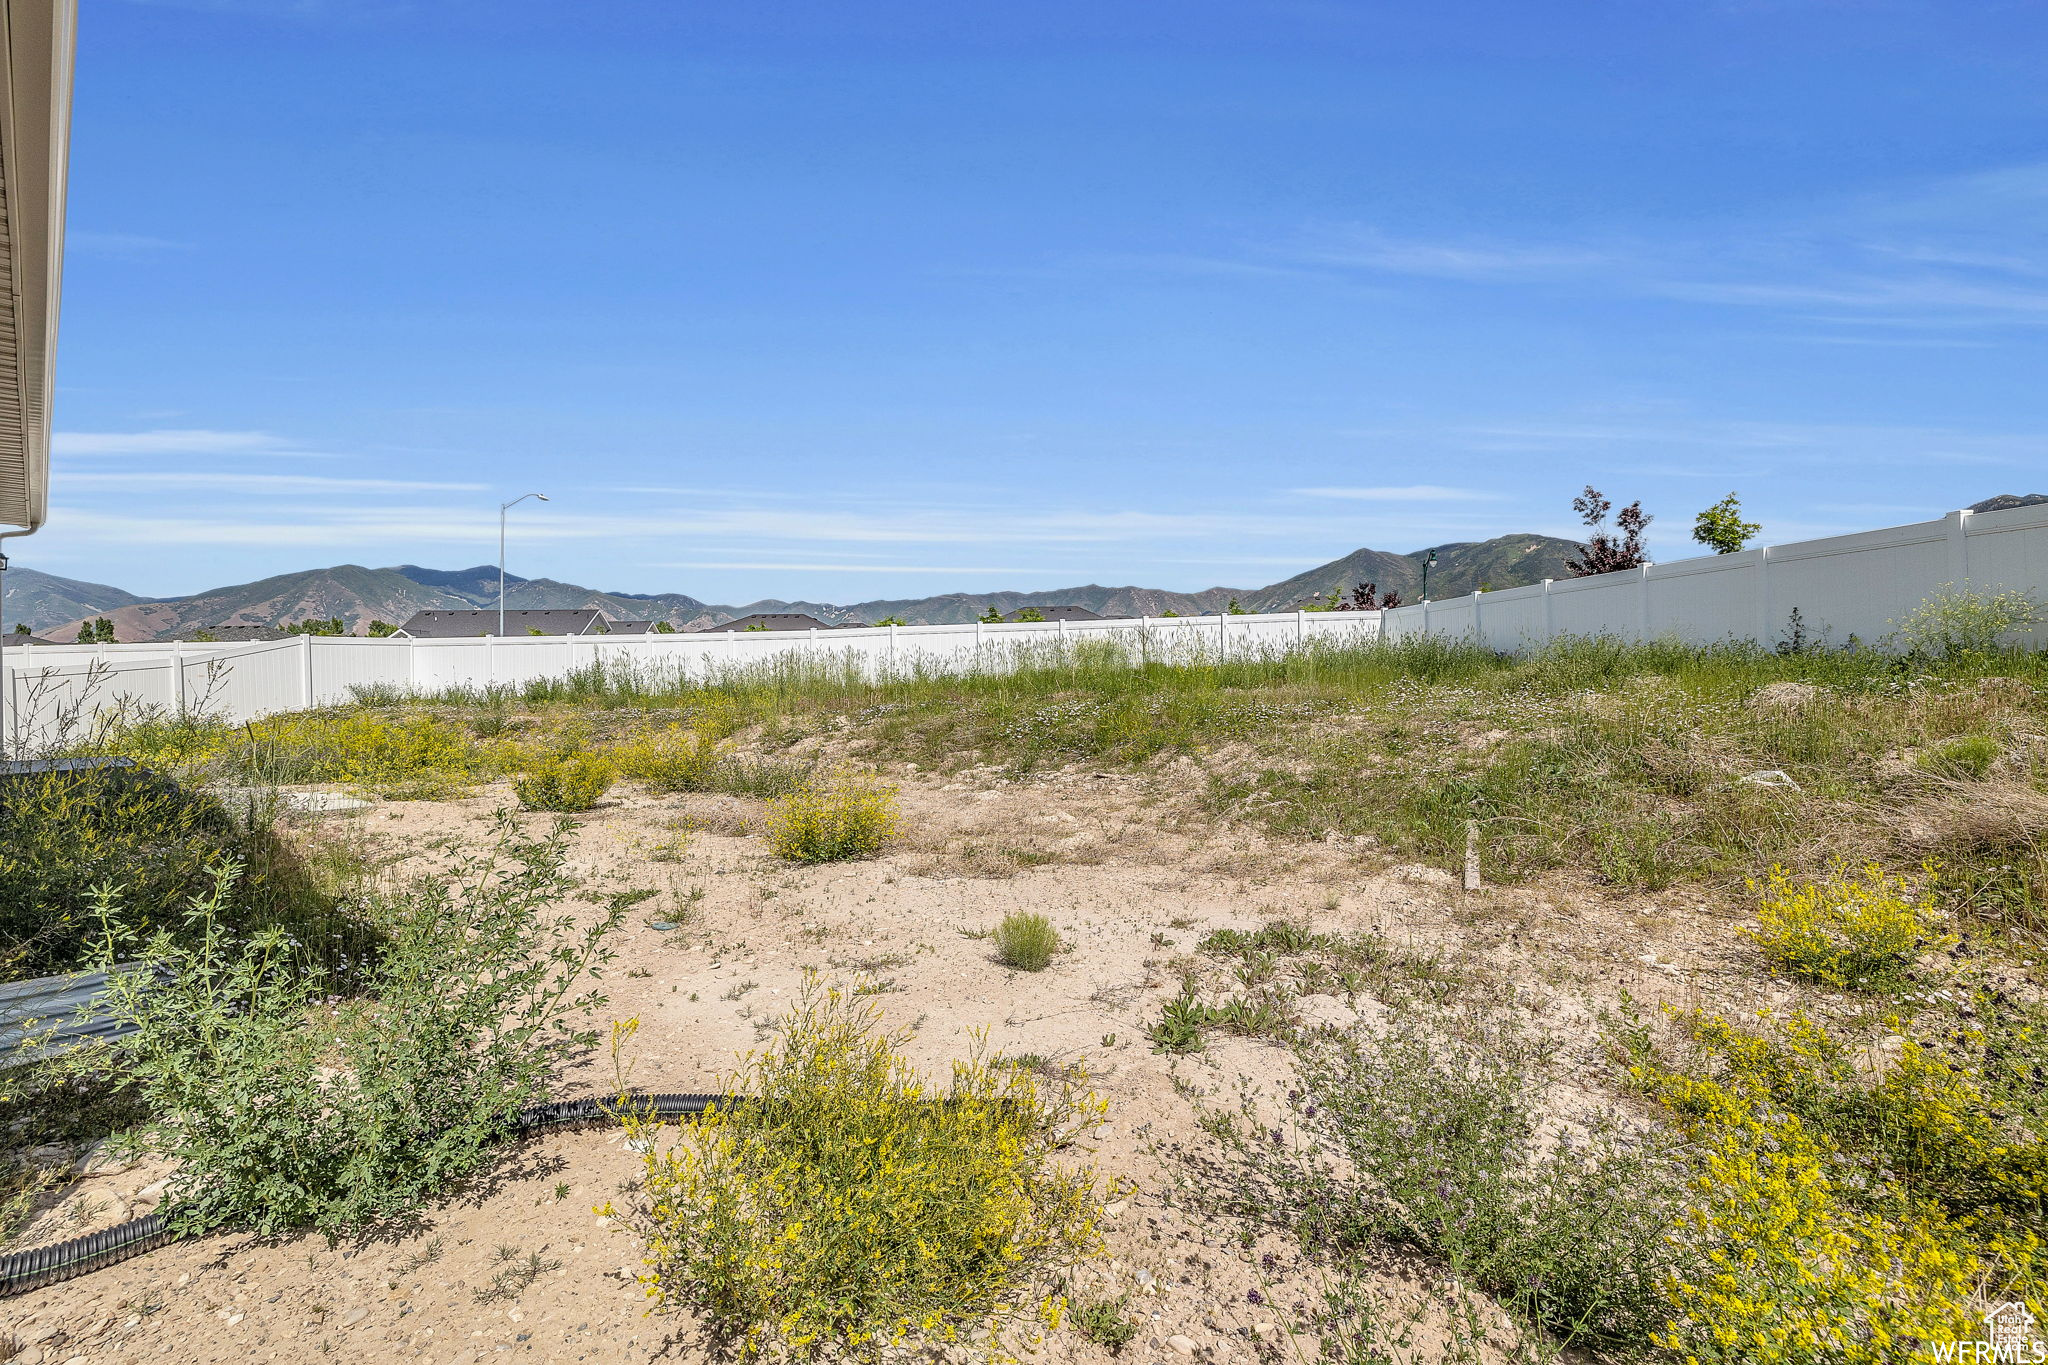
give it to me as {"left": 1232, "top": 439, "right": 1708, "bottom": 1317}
{"left": 11, "top": 494, "right": 2035, "bottom": 644}
{"left": 0, "top": 534, "right": 1587, "bottom": 642}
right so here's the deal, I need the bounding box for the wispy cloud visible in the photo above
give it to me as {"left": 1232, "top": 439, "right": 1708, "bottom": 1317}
{"left": 69, "top": 231, "right": 189, "bottom": 261}
{"left": 1289, "top": 228, "right": 1612, "bottom": 281}
{"left": 59, "top": 472, "right": 488, "bottom": 493}
{"left": 54, "top": 429, "right": 305, "bottom": 457}
{"left": 1290, "top": 485, "right": 1503, "bottom": 501}
{"left": 1215, "top": 161, "right": 2048, "bottom": 331}
{"left": 647, "top": 562, "right": 1082, "bottom": 574}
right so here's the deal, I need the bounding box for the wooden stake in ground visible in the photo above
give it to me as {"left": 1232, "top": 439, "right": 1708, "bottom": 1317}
{"left": 1463, "top": 819, "right": 1481, "bottom": 892}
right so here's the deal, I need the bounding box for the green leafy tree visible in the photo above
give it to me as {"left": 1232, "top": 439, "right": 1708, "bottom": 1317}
{"left": 873, "top": 616, "right": 907, "bottom": 627}
{"left": 76, "top": 617, "right": 117, "bottom": 643}
{"left": 366, "top": 620, "right": 398, "bottom": 637}
{"left": 283, "top": 617, "right": 348, "bottom": 637}
{"left": 11, "top": 623, "right": 27, "bottom": 636}
{"left": 1011, "top": 607, "right": 1047, "bottom": 623}
{"left": 652, "top": 621, "right": 676, "bottom": 634}
{"left": 1692, "top": 493, "right": 1761, "bottom": 555}
{"left": 1227, "top": 599, "right": 1248, "bottom": 615}
{"left": 977, "top": 605, "right": 1005, "bottom": 624}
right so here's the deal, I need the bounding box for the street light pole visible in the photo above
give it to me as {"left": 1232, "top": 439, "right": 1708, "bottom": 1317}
{"left": 1421, "top": 548, "right": 1438, "bottom": 603}
{"left": 498, "top": 493, "right": 550, "bottom": 637}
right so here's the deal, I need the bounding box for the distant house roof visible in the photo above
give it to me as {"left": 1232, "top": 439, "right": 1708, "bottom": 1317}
{"left": 832, "top": 621, "right": 870, "bottom": 629}
{"left": 202, "top": 624, "right": 288, "bottom": 642}
{"left": 698, "top": 613, "right": 829, "bottom": 633}
{"left": 603, "top": 619, "right": 656, "bottom": 634}
{"left": 9, "top": 634, "right": 58, "bottom": 645}
{"left": 395, "top": 608, "right": 609, "bottom": 638}
{"left": 1002, "top": 605, "right": 1103, "bottom": 623}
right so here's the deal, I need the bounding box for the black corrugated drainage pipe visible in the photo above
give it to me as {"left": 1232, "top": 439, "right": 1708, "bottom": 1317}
{"left": 0, "top": 1091, "right": 725, "bottom": 1297}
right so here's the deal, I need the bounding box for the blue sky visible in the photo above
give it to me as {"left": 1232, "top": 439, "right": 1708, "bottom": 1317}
{"left": 33, "top": 0, "right": 2048, "bottom": 602}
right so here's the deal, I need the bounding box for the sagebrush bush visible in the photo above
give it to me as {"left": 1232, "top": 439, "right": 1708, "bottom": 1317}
{"left": 993, "top": 911, "right": 1059, "bottom": 971}
{"left": 765, "top": 772, "right": 898, "bottom": 862}
{"left": 514, "top": 755, "right": 614, "bottom": 811}
{"left": 614, "top": 983, "right": 1112, "bottom": 1358}
{"left": 1749, "top": 862, "right": 1946, "bottom": 990}
{"left": 91, "top": 814, "right": 623, "bottom": 1237}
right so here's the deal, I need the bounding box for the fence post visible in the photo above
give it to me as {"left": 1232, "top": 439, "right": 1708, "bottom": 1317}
{"left": 975, "top": 619, "right": 984, "bottom": 650}
{"left": 1638, "top": 566, "right": 1652, "bottom": 642}
{"left": 1755, "top": 547, "right": 1773, "bottom": 647}
{"left": 1945, "top": 508, "right": 1971, "bottom": 583}
{"left": 1296, "top": 610, "right": 1305, "bottom": 647}
{"left": 888, "top": 621, "right": 898, "bottom": 671}
{"left": 1421, "top": 597, "right": 1431, "bottom": 636}
{"left": 1470, "top": 590, "right": 1482, "bottom": 645}
{"left": 1541, "top": 579, "right": 1554, "bottom": 645}
{"left": 169, "top": 640, "right": 186, "bottom": 713}
{"left": 408, "top": 635, "right": 420, "bottom": 692}
{"left": 300, "top": 632, "right": 315, "bottom": 708}
{"left": 484, "top": 634, "right": 494, "bottom": 686}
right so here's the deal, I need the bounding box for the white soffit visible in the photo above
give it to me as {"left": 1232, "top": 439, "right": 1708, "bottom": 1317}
{"left": 0, "top": 0, "right": 74, "bottom": 535}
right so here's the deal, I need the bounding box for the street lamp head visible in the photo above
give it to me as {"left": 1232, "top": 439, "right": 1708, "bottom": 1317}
{"left": 535, "top": 494, "right": 550, "bottom": 502}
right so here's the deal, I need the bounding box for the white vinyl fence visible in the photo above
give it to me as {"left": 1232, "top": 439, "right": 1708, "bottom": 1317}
{"left": 4, "top": 500, "right": 2045, "bottom": 744}
{"left": 0, "top": 609, "right": 1384, "bottom": 745}
{"left": 1378, "top": 501, "right": 2048, "bottom": 652}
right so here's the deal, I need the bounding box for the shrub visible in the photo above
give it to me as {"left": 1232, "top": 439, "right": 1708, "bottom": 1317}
{"left": 1748, "top": 862, "right": 1947, "bottom": 990}
{"left": 1625, "top": 1004, "right": 2048, "bottom": 1363}
{"left": 611, "top": 724, "right": 723, "bottom": 792}
{"left": 765, "top": 772, "right": 898, "bottom": 862}
{"left": 1216, "top": 1017, "right": 1697, "bottom": 1349}
{"left": 0, "top": 767, "right": 373, "bottom": 983}
{"left": 1892, "top": 584, "right": 2044, "bottom": 659}
{"left": 610, "top": 725, "right": 811, "bottom": 798}
{"left": 993, "top": 912, "right": 1060, "bottom": 971}
{"left": 614, "top": 982, "right": 1112, "bottom": 1358}
{"left": 514, "top": 755, "right": 614, "bottom": 811}
{"left": 105, "top": 708, "right": 486, "bottom": 799}
{"left": 90, "top": 814, "right": 624, "bottom": 1237}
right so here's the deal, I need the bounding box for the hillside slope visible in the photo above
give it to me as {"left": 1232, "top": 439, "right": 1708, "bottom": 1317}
{"left": 1, "top": 567, "right": 152, "bottom": 633}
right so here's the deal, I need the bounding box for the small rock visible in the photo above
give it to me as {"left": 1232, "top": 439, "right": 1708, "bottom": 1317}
{"left": 1104, "top": 1200, "right": 1128, "bottom": 1217}
{"left": 72, "top": 1141, "right": 135, "bottom": 1178}
{"left": 1133, "top": 1268, "right": 1156, "bottom": 1289}
{"left": 1167, "top": 1334, "right": 1198, "bottom": 1356}
{"left": 340, "top": 1307, "right": 368, "bottom": 1327}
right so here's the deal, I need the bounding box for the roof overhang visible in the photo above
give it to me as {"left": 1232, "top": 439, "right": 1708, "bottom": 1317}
{"left": 0, "top": 0, "right": 75, "bottom": 536}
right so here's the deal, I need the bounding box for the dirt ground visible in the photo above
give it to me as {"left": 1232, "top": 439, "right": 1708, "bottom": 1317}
{"left": 7, "top": 765, "right": 1736, "bottom": 1365}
